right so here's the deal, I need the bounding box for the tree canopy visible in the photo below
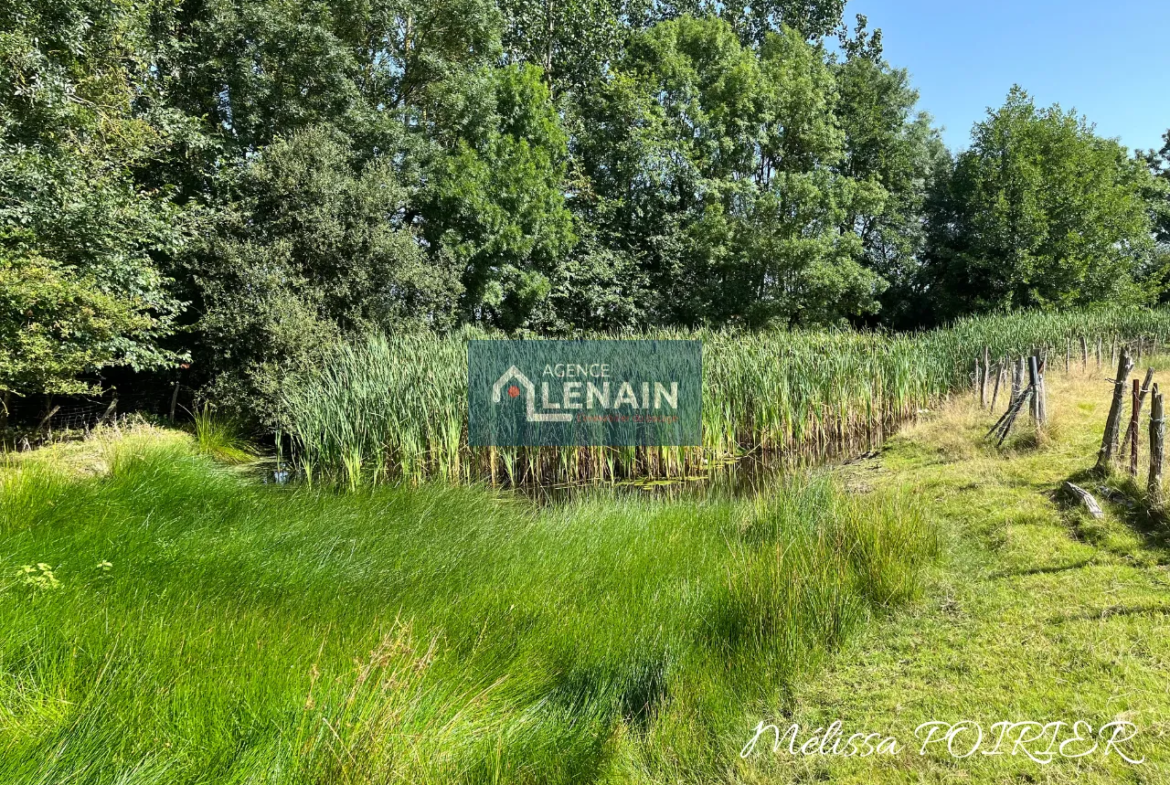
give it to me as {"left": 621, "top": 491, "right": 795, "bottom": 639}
{"left": 1, "top": 0, "right": 1167, "bottom": 415}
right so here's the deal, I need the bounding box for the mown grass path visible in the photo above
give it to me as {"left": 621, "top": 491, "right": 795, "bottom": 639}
{"left": 743, "top": 367, "right": 1170, "bottom": 783}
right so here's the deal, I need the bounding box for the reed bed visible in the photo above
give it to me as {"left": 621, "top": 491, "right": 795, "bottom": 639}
{"left": 281, "top": 308, "right": 1170, "bottom": 486}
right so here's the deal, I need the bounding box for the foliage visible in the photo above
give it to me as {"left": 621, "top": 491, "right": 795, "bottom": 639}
{"left": 2, "top": 0, "right": 1168, "bottom": 409}
{"left": 924, "top": 87, "right": 1159, "bottom": 317}
{"left": 0, "top": 0, "right": 188, "bottom": 399}
{"left": 831, "top": 40, "right": 949, "bottom": 327}
{"left": 0, "top": 247, "right": 166, "bottom": 400}
{"left": 421, "top": 64, "right": 576, "bottom": 330}
{"left": 188, "top": 126, "right": 460, "bottom": 418}
{"left": 1141, "top": 130, "right": 1170, "bottom": 245}
{"left": 575, "top": 17, "right": 885, "bottom": 328}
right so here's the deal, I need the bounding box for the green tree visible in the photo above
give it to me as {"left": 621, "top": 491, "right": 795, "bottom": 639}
{"left": 924, "top": 87, "right": 1158, "bottom": 318}
{"left": 191, "top": 126, "right": 459, "bottom": 416}
{"left": 1141, "top": 130, "right": 1170, "bottom": 244}
{"left": 0, "top": 0, "right": 187, "bottom": 404}
{"left": 421, "top": 64, "right": 576, "bottom": 331}
{"left": 575, "top": 15, "right": 882, "bottom": 327}
{"left": 831, "top": 21, "right": 949, "bottom": 326}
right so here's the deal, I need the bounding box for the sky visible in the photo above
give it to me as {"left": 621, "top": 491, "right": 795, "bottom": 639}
{"left": 843, "top": 0, "right": 1170, "bottom": 154}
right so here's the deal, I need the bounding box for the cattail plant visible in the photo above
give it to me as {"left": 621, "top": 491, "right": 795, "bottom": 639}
{"left": 280, "top": 309, "right": 1170, "bottom": 488}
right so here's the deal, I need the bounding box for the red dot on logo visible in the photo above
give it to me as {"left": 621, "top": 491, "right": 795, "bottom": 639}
{"left": 507, "top": 385, "right": 521, "bottom": 398}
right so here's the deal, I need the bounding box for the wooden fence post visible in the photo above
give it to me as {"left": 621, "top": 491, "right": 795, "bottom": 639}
{"left": 1149, "top": 384, "right": 1164, "bottom": 510}
{"left": 1012, "top": 356, "right": 1024, "bottom": 406}
{"left": 1097, "top": 347, "right": 1134, "bottom": 473}
{"left": 1096, "top": 338, "right": 1102, "bottom": 369}
{"left": 1121, "top": 368, "right": 1155, "bottom": 456}
{"left": 1037, "top": 355, "right": 1047, "bottom": 424}
{"left": 1129, "top": 379, "right": 1141, "bottom": 477}
{"left": 991, "top": 360, "right": 1004, "bottom": 412}
{"left": 1080, "top": 336, "right": 1088, "bottom": 371}
{"left": 981, "top": 347, "right": 990, "bottom": 409}
{"left": 1028, "top": 355, "right": 1041, "bottom": 424}
{"left": 975, "top": 358, "right": 981, "bottom": 403}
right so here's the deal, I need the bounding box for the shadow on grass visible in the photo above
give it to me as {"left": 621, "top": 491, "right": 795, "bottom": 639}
{"left": 1049, "top": 603, "right": 1170, "bottom": 624}
{"left": 1053, "top": 466, "right": 1170, "bottom": 558}
{"left": 991, "top": 559, "right": 1099, "bottom": 580}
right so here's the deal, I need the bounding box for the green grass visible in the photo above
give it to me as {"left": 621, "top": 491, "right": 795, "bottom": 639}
{"left": 281, "top": 308, "right": 1170, "bottom": 487}
{"left": 0, "top": 435, "right": 934, "bottom": 784}
{"left": 747, "top": 361, "right": 1170, "bottom": 783}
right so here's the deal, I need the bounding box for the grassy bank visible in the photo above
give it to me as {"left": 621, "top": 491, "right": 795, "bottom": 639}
{"left": 750, "top": 359, "right": 1170, "bottom": 783}
{"left": 0, "top": 433, "right": 933, "bottom": 784}
{"left": 281, "top": 308, "right": 1170, "bottom": 486}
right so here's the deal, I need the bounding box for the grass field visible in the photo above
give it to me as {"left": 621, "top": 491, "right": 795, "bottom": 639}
{"left": 0, "top": 431, "right": 932, "bottom": 784}
{"left": 4, "top": 345, "right": 1170, "bottom": 783}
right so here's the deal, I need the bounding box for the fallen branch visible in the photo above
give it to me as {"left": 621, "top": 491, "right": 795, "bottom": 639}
{"left": 1062, "top": 482, "right": 1104, "bottom": 520}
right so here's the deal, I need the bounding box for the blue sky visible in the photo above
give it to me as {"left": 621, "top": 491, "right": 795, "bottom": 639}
{"left": 844, "top": 0, "right": 1170, "bottom": 154}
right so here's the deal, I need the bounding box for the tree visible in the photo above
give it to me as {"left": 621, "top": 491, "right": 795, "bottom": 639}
{"left": 420, "top": 64, "right": 576, "bottom": 331}
{"left": 1141, "top": 130, "right": 1170, "bottom": 245}
{"left": 924, "top": 87, "right": 1158, "bottom": 318}
{"left": 574, "top": 15, "right": 883, "bottom": 327}
{"left": 831, "top": 21, "right": 948, "bottom": 327}
{"left": 0, "top": 0, "right": 187, "bottom": 406}
{"left": 191, "top": 126, "right": 460, "bottom": 416}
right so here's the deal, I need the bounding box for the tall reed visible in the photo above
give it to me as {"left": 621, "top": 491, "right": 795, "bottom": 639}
{"left": 281, "top": 308, "right": 1170, "bottom": 486}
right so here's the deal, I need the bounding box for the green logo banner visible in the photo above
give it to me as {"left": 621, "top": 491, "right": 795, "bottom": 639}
{"left": 468, "top": 340, "right": 702, "bottom": 446}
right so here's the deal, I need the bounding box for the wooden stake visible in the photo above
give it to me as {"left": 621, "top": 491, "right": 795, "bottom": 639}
{"left": 1129, "top": 379, "right": 1141, "bottom": 477}
{"left": 98, "top": 398, "right": 118, "bottom": 427}
{"left": 1097, "top": 347, "right": 1134, "bottom": 473}
{"left": 980, "top": 347, "right": 990, "bottom": 409}
{"left": 1011, "top": 356, "right": 1023, "bottom": 406}
{"left": 1034, "top": 357, "right": 1043, "bottom": 425}
{"left": 991, "top": 360, "right": 1004, "bottom": 412}
{"left": 1121, "top": 368, "right": 1154, "bottom": 455}
{"left": 1080, "top": 335, "right": 1088, "bottom": 371}
{"left": 1149, "top": 384, "right": 1164, "bottom": 510}
{"left": 38, "top": 405, "right": 61, "bottom": 433}
{"left": 1037, "top": 355, "right": 1047, "bottom": 424}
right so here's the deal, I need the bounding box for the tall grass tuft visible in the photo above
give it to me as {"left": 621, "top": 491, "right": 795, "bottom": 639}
{"left": 192, "top": 405, "right": 255, "bottom": 465}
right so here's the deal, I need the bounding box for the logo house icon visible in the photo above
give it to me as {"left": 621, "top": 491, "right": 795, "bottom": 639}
{"left": 491, "top": 366, "right": 573, "bottom": 423}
